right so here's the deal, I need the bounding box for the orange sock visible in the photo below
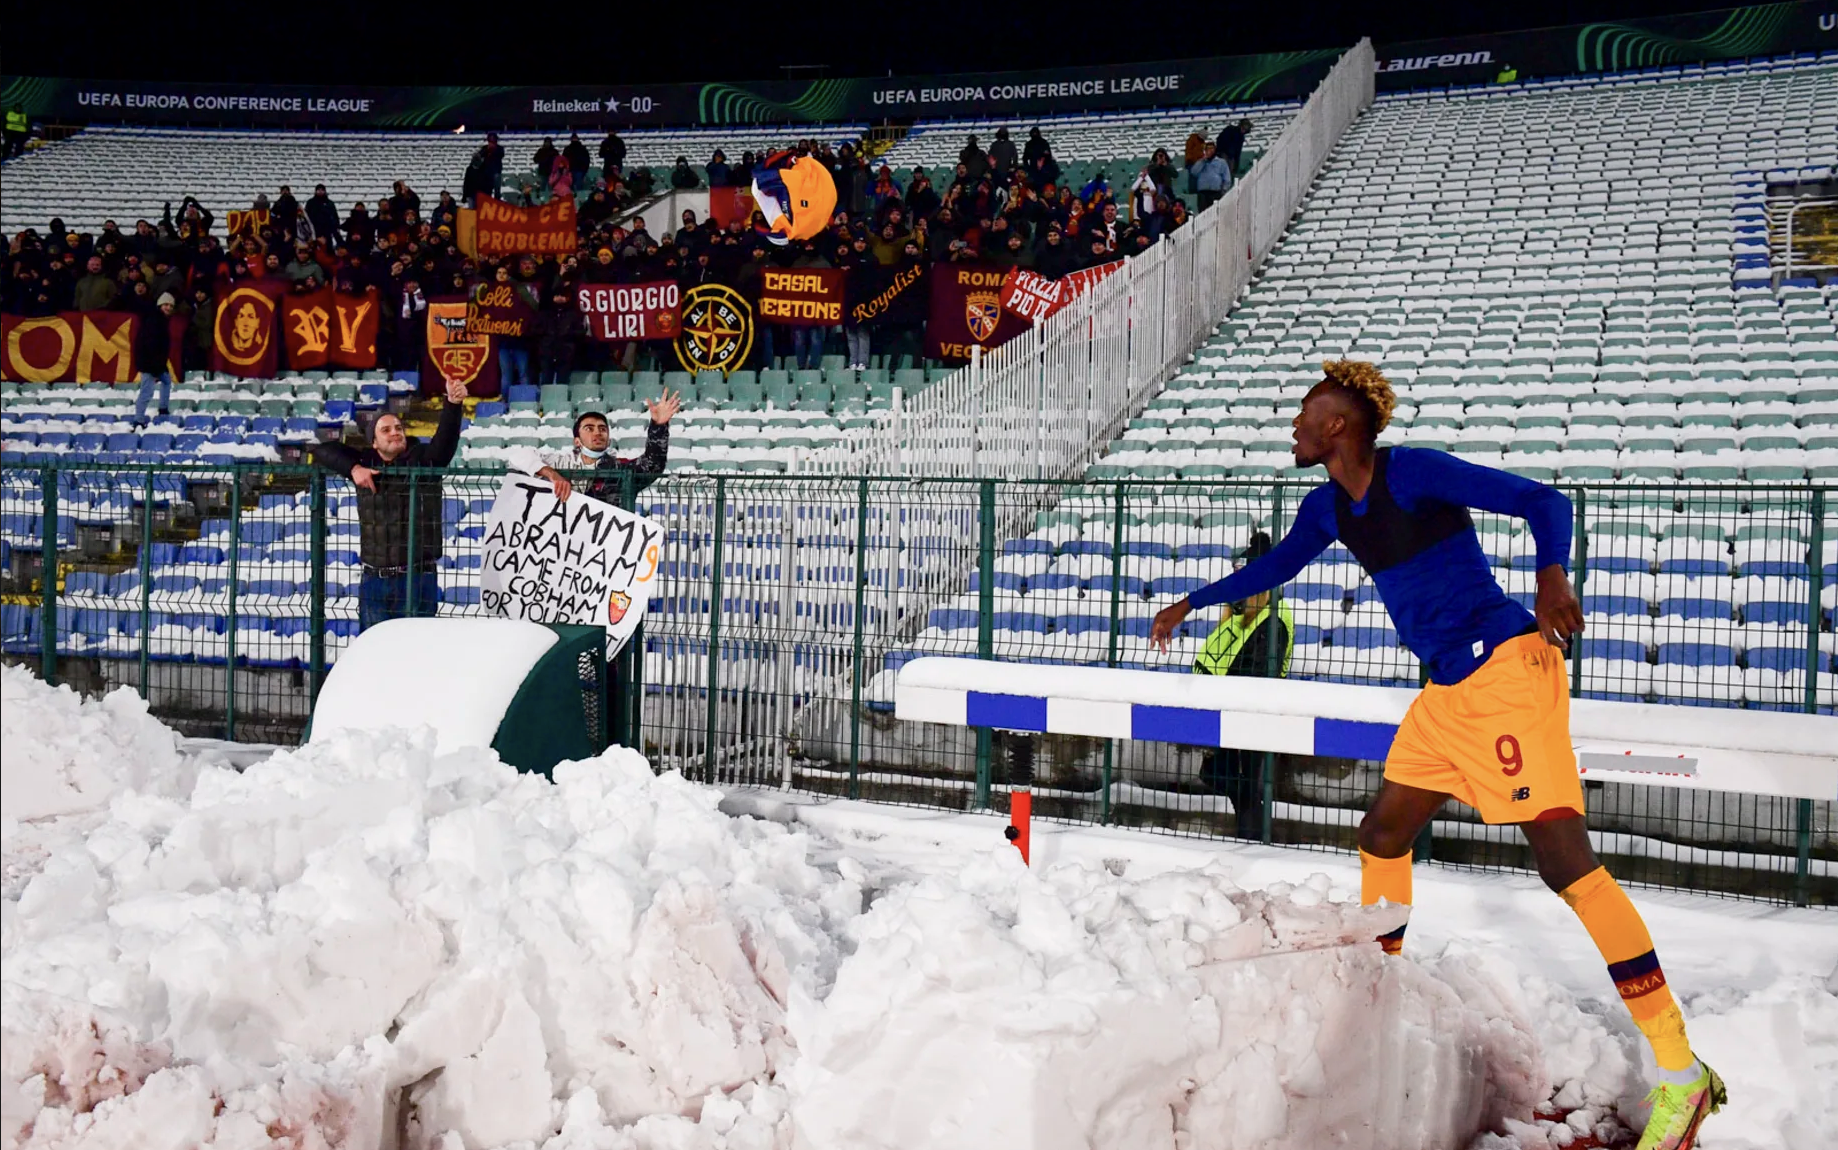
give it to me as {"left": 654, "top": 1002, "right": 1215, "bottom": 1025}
{"left": 1560, "top": 866, "right": 1694, "bottom": 1072}
{"left": 1360, "top": 847, "right": 1413, "bottom": 955}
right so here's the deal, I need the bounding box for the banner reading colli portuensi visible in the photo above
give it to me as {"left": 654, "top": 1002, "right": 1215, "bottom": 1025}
{"left": 472, "top": 194, "right": 577, "bottom": 256}
{"left": 758, "top": 267, "right": 846, "bottom": 327}
{"left": 577, "top": 282, "right": 681, "bottom": 341}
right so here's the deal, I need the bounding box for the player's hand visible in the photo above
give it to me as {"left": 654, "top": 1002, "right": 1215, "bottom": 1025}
{"left": 444, "top": 377, "right": 469, "bottom": 405}
{"left": 538, "top": 466, "right": 571, "bottom": 501}
{"left": 1150, "top": 599, "right": 1192, "bottom": 653}
{"left": 349, "top": 465, "right": 378, "bottom": 493}
{"left": 1534, "top": 564, "right": 1584, "bottom": 649}
{"left": 649, "top": 388, "right": 682, "bottom": 424}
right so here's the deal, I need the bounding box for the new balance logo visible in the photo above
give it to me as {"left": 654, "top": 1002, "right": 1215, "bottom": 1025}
{"left": 1511, "top": 787, "right": 1531, "bottom": 802}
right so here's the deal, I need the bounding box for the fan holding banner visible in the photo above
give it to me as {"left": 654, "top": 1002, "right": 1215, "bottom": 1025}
{"left": 751, "top": 151, "right": 837, "bottom": 246}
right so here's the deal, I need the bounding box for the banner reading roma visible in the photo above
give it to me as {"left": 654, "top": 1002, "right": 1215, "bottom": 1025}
{"left": 212, "top": 279, "right": 287, "bottom": 378}
{"left": 472, "top": 194, "right": 577, "bottom": 257}
{"left": 1, "top": 311, "right": 139, "bottom": 383}
{"left": 847, "top": 263, "right": 927, "bottom": 328}
{"left": 424, "top": 296, "right": 499, "bottom": 397}
{"left": 758, "top": 267, "right": 845, "bottom": 328}
{"left": 924, "top": 264, "right": 1030, "bottom": 364}
{"left": 997, "top": 260, "right": 1124, "bottom": 325}
{"left": 578, "top": 282, "right": 680, "bottom": 342}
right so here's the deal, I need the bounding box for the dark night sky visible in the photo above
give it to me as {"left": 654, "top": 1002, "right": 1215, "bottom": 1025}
{"left": 8, "top": 1, "right": 1739, "bottom": 85}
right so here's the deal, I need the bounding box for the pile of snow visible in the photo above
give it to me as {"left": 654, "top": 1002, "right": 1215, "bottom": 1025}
{"left": 3, "top": 670, "right": 862, "bottom": 1148}
{"left": 3, "top": 668, "right": 1831, "bottom": 1149}
{"left": 792, "top": 859, "right": 1555, "bottom": 1150}
{"left": 0, "top": 666, "right": 189, "bottom": 821}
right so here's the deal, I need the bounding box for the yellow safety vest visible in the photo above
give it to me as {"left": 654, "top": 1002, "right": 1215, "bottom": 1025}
{"left": 4, "top": 110, "right": 27, "bottom": 134}
{"left": 1193, "top": 599, "right": 1293, "bottom": 678}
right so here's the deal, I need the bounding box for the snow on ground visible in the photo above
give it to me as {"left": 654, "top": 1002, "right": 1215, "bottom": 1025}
{"left": 1, "top": 667, "right": 1833, "bottom": 1149}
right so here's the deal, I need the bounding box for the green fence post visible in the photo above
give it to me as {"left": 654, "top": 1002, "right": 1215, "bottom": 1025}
{"left": 406, "top": 469, "right": 420, "bottom": 618}
{"left": 308, "top": 469, "right": 327, "bottom": 702}
{"left": 703, "top": 476, "right": 727, "bottom": 783}
{"left": 38, "top": 465, "right": 57, "bottom": 685}
{"left": 1100, "top": 481, "right": 1128, "bottom": 823}
{"left": 1261, "top": 483, "right": 1287, "bottom": 845}
{"left": 137, "top": 469, "right": 154, "bottom": 696}
{"left": 1570, "top": 485, "right": 1587, "bottom": 699}
{"left": 225, "top": 467, "right": 241, "bottom": 741}
{"left": 618, "top": 470, "right": 642, "bottom": 753}
{"left": 848, "top": 477, "right": 870, "bottom": 800}
{"left": 973, "top": 478, "right": 996, "bottom": 810}
{"left": 1797, "top": 487, "right": 1825, "bottom": 906}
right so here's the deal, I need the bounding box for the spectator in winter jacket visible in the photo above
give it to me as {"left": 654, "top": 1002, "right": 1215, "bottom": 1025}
{"left": 1079, "top": 172, "right": 1112, "bottom": 208}
{"left": 273, "top": 185, "right": 300, "bottom": 233}
{"left": 73, "top": 256, "right": 117, "bottom": 311}
{"left": 988, "top": 128, "right": 1018, "bottom": 177}
{"left": 284, "top": 244, "right": 322, "bottom": 284}
{"left": 1033, "top": 225, "right": 1076, "bottom": 279}
{"left": 304, "top": 185, "right": 340, "bottom": 242}
{"left": 599, "top": 131, "right": 626, "bottom": 173}
{"left": 1023, "top": 127, "right": 1051, "bottom": 167}
{"left": 563, "top": 134, "right": 591, "bottom": 183}
{"left": 132, "top": 291, "right": 178, "bottom": 424}
{"left": 311, "top": 378, "right": 468, "bottom": 632}
{"left": 533, "top": 287, "right": 580, "bottom": 387}
{"left": 958, "top": 135, "right": 988, "bottom": 182}
{"left": 1188, "top": 143, "right": 1233, "bottom": 209}
{"left": 1217, "top": 119, "right": 1250, "bottom": 173}
{"left": 707, "top": 149, "right": 731, "bottom": 188}
{"left": 905, "top": 170, "right": 940, "bottom": 219}
{"left": 669, "top": 156, "right": 701, "bottom": 190}
{"left": 505, "top": 393, "right": 679, "bottom": 503}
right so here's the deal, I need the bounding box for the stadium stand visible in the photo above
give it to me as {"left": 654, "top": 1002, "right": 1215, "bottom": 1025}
{"left": 890, "top": 56, "right": 1838, "bottom": 708}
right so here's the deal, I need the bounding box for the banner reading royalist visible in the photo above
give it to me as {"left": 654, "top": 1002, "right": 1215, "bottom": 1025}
{"left": 479, "top": 474, "right": 664, "bottom": 658}
{"left": 472, "top": 194, "right": 577, "bottom": 256}
{"left": 578, "top": 282, "right": 681, "bottom": 341}
{"left": 998, "top": 260, "right": 1124, "bottom": 324}
{"left": 423, "top": 296, "right": 499, "bottom": 397}
{"left": 758, "top": 267, "right": 845, "bottom": 328}
{"left": 212, "top": 279, "right": 287, "bottom": 378}
{"left": 847, "top": 263, "right": 927, "bottom": 328}
{"left": 1, "top": 311, "right": 138, "bottom": 383}
{"left": 924, "top": 264, "right": 1029, "bottom": 364}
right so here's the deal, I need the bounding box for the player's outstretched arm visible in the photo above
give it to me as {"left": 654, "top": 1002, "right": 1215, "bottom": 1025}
{"left": 1150, "top": 490, "right": 1335, "bottom": 652}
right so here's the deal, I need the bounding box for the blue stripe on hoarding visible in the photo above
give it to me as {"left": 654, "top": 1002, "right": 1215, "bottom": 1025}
{"left": 1313, "top": 718, "right": 1399, "bottom": 760}
{"left": 966, "top": 691, "right": 1047, "bottom": 732}
{"left": 1131, "top": 704, "right": 1221, "bottom": 747}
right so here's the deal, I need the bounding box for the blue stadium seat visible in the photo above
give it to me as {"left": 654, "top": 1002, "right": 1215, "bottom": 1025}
{"left": 1659, "top": 596, "right": 1730, "bottom": 621}
{"left": 1744, "top": 600, "right": 1810, "bottom": 626}
{"left": 1059, "top": 540, "right": 1112, "bottom": 557}
{"left": 993, "top": 611, "right": 1051, "bottom": 633}
{"left": 966, "top": 571, "right": 1026, "bottom": 593}
{"left": 1657, "top": 642, "right": 1736, "bottom": 667}
{"left": 1746, "top": 645, "right": 1807, "bottom": 672}
{"left": 1027, "top": 572, "right": 1081, "bottom": 592}
{"left": 1003, "top": 538, "right": 1055, "bottom": 556}
{"left": 1087, "top": 574, "right": 1146, "bottom": 597}
{"left": 928, "top": 608, "right": 980, "bottom": 631}
{"left": 1055, "top": 614, "right": 1111, "bottom": 635}
{"left": 1332, "top": 626, "right": 1400, "bottom": 649}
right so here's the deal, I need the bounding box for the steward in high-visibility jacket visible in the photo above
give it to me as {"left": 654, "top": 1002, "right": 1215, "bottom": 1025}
{"left": 4, "top": 107, "right": 26, "bottom": 135}
{"left": 1193, "top": 597, "right": 1293, "bottom": 679}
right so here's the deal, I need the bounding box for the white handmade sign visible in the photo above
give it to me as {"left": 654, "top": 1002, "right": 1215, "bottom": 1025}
{"left": 479, "top": 474, "right": 663, "bottom": 656}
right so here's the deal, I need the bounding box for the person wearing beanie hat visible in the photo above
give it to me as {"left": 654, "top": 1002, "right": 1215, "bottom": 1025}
{"left": 1188, "top": 529, "right": 1292, "bottom": 838}
{"left": 133, "top": 289, "right": 180, "bottom": 425}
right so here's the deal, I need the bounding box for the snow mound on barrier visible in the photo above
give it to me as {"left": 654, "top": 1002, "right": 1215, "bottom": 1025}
{"left": 788, "top": 855, "right": 1548, "bottom": 1150}
{"left": 0, "top": 665, "right": 191, "bottom": 822}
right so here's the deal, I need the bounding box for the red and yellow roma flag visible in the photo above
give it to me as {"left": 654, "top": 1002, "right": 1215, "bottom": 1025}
{"left": 1, "top": 311, "right": 139, "bottom": 383}
{"left": 283, "top": 286, "right": 335, "bottom": 371}
{"left": 423, "top": 296, "right": 498, "bottom": 397}
{"left": 330, "top": 287, "right": 380, "bottom": 370}
{"left": 471, "top": 194, "right": 576, "bottom": 257}
{"left": 924, "top": 264, "right": 1029, "bottom": 364}
{"left": 212, "top": 279, "right": 287, "bottom": 378}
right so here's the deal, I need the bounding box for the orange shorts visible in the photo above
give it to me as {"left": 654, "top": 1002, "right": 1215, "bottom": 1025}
{"left": 1384, "top": 631, "right": 1585, "bottom": 824}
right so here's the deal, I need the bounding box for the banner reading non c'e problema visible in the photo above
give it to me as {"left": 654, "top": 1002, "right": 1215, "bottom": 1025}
{"left": 479, "top": 473, "right": 664, "bottom": 657}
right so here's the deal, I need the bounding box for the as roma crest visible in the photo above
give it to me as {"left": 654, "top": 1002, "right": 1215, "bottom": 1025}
{"left": 607, "top": 589, "right": 632, "bottom": 625}
{"left": 965, "top": 290, "right": 1002, "bottom": 343}
{"left": 427, "top": 300, "right": 488, "bottom": 386}
{"left": 674, "top": 283, "right": 753, "bottom": 376}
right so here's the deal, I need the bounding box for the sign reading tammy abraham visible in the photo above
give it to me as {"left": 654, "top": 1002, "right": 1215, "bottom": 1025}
{"left": 479, "top": 475, "right": 663, "bottom": 657}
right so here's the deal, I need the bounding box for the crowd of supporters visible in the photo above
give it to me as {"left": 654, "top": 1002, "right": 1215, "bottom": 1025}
{"left": 2, "top": 119, "right": 1253, "bottom": 379}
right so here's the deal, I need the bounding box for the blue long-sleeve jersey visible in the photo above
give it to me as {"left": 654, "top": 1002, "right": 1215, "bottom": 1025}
{"left": 1187, "top": 446, "right": 1572, "bottom": 685}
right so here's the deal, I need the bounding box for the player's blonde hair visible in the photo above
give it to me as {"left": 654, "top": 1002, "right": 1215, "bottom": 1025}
{"left": 1320, "top": 359, "right": 1395, "bottom": 435}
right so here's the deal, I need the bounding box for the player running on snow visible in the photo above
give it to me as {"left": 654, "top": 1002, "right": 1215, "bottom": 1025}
{"left": 1150, "top": 360, "right": 1724, "bottom": 1150}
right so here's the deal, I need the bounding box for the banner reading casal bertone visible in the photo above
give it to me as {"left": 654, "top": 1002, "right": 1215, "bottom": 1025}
{"left": 9, "top": 5, "right": 1823, "bottom": 128}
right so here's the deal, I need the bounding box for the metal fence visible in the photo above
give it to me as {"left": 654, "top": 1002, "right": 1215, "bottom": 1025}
{"left": 2, "top": 462, "right": 1832, "bottom": 904}
{"left": 808, "top": 40, "right": 1379, "bottom": 480}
